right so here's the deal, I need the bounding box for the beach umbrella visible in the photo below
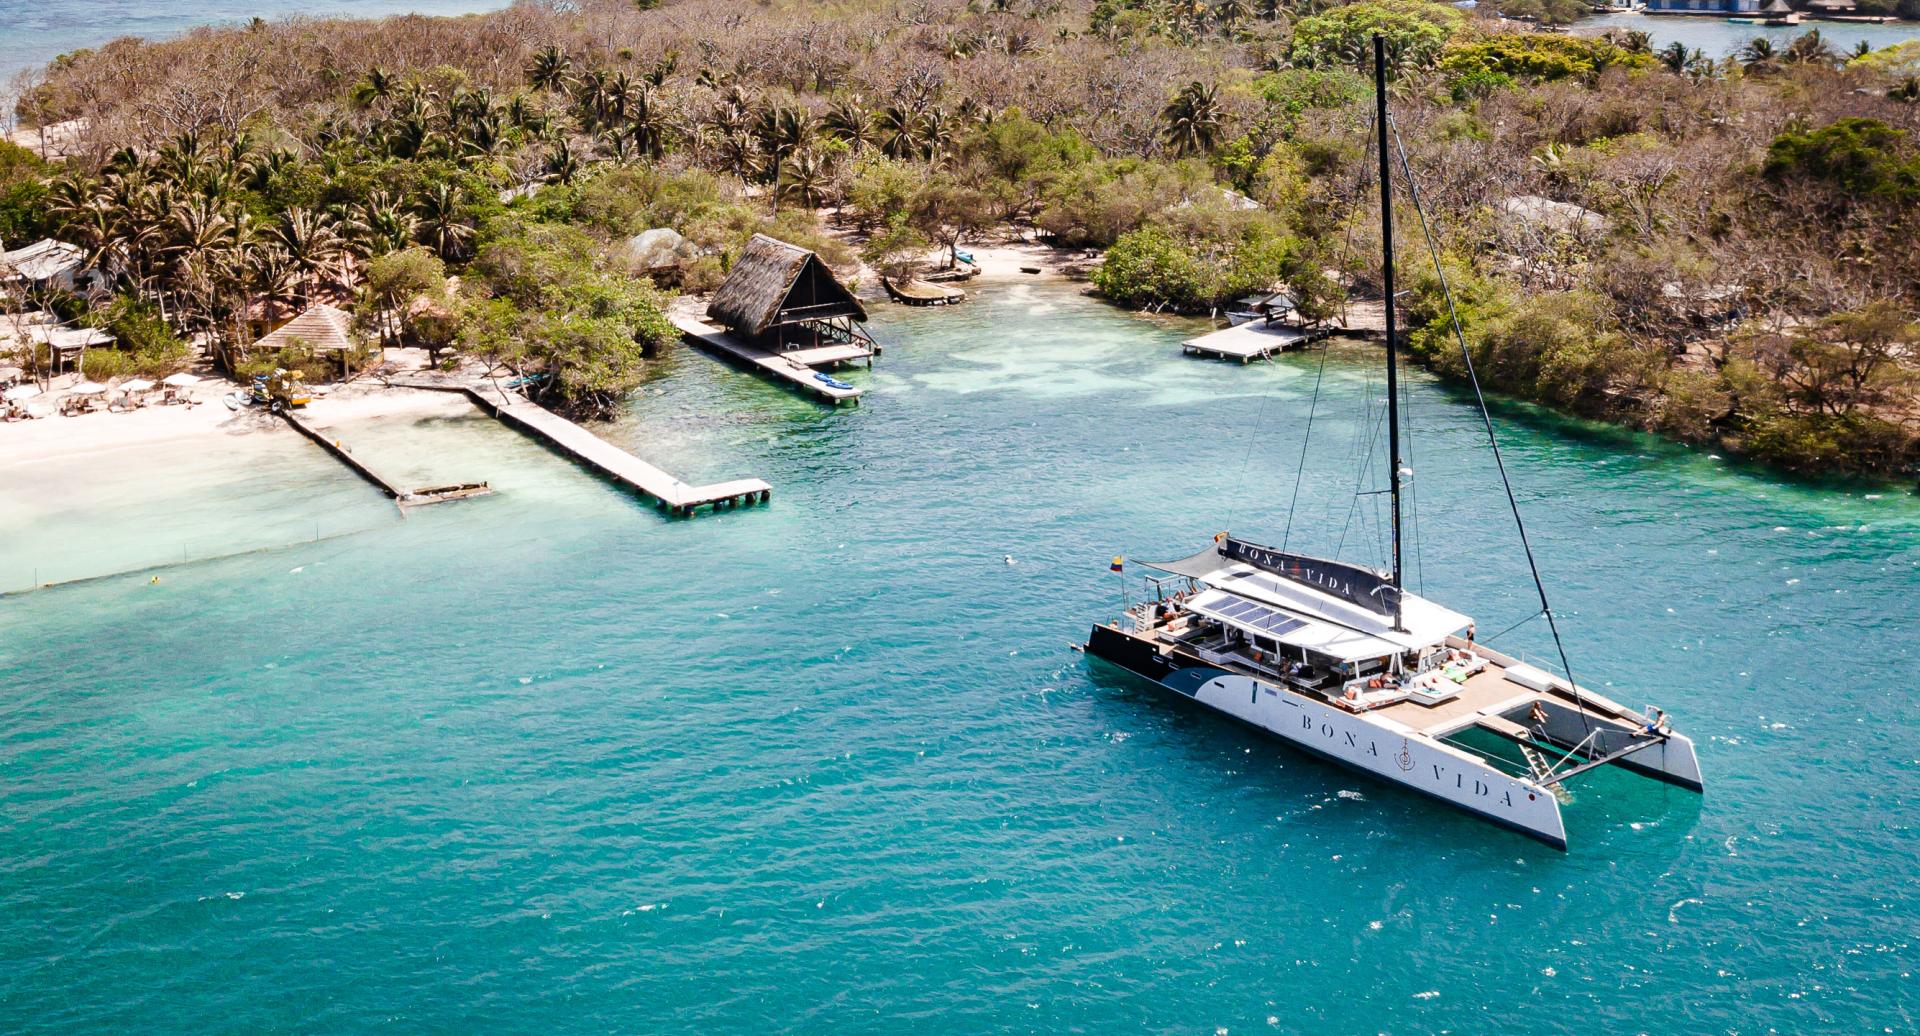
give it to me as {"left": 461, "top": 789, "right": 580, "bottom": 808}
{"left": 120, "top": 378, "right": 156, "bottom": 393}
{"left": 3, "top": 384, "right": 42, "bottom": 401}
{"left": 69, "top": 381, "right": 107, "bottom": 395}
{"left": 162, "top": 372, "right": 202, "bottom": 387}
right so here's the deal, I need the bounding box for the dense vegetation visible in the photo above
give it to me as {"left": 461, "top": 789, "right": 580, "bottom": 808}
{"left": 2, "top": 0, "right": 1917, "bottom": 473}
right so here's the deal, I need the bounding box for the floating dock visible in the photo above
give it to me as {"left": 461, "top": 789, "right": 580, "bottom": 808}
{"left": 281, "top": 409, "right": 491, "bottom": 506}
{"left": 672, "top": 315, "right": 867, "bottom": 405}
{"left": 1181, "top": 322, "right": 1331, "bottom": 363}
{"left": 456, "top": 382, "right": 770, "bottom": 517}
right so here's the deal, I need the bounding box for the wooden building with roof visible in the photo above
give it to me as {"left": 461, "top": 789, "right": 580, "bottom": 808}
{"left": 249, "top": 302, "right": 370, "bottom": 375}
{"left": 707, "top": 234, "right": 874, "bottom": 353}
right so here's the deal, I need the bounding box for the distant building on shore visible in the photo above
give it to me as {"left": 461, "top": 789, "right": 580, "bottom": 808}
{"left": 0, "top": 239, "right": 102, "bottom": 296}
{"left": 707, "top": 234, "right": 870, "bottom": 352}
{"left": 1644, "top": 0, "right": 1762, "bottom": 13}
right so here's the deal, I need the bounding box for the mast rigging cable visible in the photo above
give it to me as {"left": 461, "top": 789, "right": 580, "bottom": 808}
{"left": 1382, "top": 105, "right": 1594, "bottom": 733}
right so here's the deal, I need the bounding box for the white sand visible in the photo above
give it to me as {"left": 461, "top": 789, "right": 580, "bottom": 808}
{"left": 0, "top": 380, "right": 476, "bottom": 473}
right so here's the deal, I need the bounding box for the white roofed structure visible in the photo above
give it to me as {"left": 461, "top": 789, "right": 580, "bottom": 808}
{"left": 0, "top": 240, "right": 92, "bottom": 291}
{"left": 1145, "top": 542, "right": 1471, "bottom": 658}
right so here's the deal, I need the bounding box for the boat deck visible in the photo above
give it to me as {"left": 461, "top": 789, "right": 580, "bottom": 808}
{"left": 672, "top": 315, "right": 867, "bottom": 405}
{"left": 1182, "top": 322, "right": 1329, "bottom": 362}
{"left": 1144, "top": 618, "right": 1589, "bottom": 739}
{"left": 1370, "top": 666, "right": 1539, "bottom": 737}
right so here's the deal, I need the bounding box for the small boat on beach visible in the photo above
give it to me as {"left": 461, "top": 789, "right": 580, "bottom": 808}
{"left": 881, "top": 276, "right": 967, "bottom": 306}
{"left": 1081, "top": 36, "right": 1703, "bottom": 851}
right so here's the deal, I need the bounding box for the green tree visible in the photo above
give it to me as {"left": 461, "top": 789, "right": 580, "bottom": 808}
{"left": 1161, "top": 81, "right": 1223, "bottom": 157}
{"left": 361, "top": 246, "right": 447, "bottom": 346}
{"left": 1764, "top": 118, "right": 1920, "bottom": 202}
{"left": 1290, "top": 0, "right": 1462, "bottom": 77}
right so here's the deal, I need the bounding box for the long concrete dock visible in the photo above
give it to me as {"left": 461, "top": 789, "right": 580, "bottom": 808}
{"left": 282, "top": 410, "right": 491, "bottom": 506}
{"left": 452, "top": 381, "right": 770, "bottom": 516}
{"left": 1182, "top": 321, "right": 1330, "bottom": 363}
{"left": 672, "top": 315, "right": 866, "bottom": 405}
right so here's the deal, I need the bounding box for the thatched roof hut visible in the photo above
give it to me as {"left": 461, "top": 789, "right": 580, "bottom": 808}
{"left": 708, "top": 234, "right": 866, "bottom": 346}
{"left": 253, "top": 303, "right": 359, "bottom": 355}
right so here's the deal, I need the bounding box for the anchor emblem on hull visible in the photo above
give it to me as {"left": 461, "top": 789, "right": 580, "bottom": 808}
{"left": 1395, "top": 739, "right": 1414, "bottom": 772}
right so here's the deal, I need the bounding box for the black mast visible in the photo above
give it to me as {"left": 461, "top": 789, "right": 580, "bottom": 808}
{"left": 1373, "top": 34, "right": 1406, "bottom": 634}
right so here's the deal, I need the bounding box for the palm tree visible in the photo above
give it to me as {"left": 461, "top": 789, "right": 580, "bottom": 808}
{"left": 1658, "top": 41, "right": 1689, "bottom": 74}
{"left": 350, "top": 67, "right": 396, "bottom": 109}
{"left": 823, "top": 97, "right": 877, "bottom": 150}
{"left": 542, "top": 138, "right": 582, "bottom": 184}
{"left": 505, "top": 93, "right": 545, "bottom": 136}
{"left": 1854, "top": 40, "right": 1874, "bottom": 61}
{"left": 780, "top": 149, "right": 833, "bottom": 209}
{"left": 344, "top": 191, "right": 419, "bottom": 257}
{"left": 1783, "top": 29, "right": 1839, "bottom": 67}
{"left": 628, "top": 86, "right": 668, "bottom": 159}
{"left": 1614, "top": 29, "right": 1653, "bottom": 55}
{"left": 1161, "top": 80, "right": 1222, "bottom": 157}
{"left": 414, "top": 184, "right": 474, "bottom": 261}
{"left": 878, "top": 105, "right": 926, "bottom": 160}
{"left": 1215, "top": 0, "right": 1249, "bottom": 32}
{"left": 383, "top": 113, "right": 433, "bottom": 159}
{"left": 527, "top": 45, "right": 572, "bottom": 93}
{"left": 921, "top": 106, "right": 958, "bottom": 165}
{"left": 272, "top": 207, "right": 345, "bottom": 301}
{"left": 713, "top": 130, "right": 764, "bottom": 187}
{"left": 461, "top": 109, "right": 507, "bottom": 158}
{"left": 604, "top": 71, "right": 641, "bottom": 125}
{"left": 755, "top": 103, "right": 815, "bottom": 211}
{"left": 1738, "top": 37, "right": 1778, "bottom": 73}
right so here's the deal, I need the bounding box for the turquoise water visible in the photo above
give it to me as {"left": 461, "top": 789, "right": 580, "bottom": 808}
{"left": 0, "top": 1, "right": 505, "bottom": 84}
{"left": 1576, "top": 11, "right": 1920, "bottom": 56}
{"left": 2, "top": 281, "right": 1916, "bottom": 1032}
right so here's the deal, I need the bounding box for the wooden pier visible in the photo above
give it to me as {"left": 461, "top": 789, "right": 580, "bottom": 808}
{"left": 281, "top": 409, "right": 491, "bottom": 506}
{"left": 672, "top": 314, "right": 867, "bottom": 405}
{"left": 455, "top": 381, "right": 770, "bottom": 517}
{"left": 1181, "top": 322, "right": 1330, "bottom": 363}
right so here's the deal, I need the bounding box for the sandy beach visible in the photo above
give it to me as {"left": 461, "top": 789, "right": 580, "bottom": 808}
{"left": 816, "top": 218, "right": 1099, "bottom": 288}
{"left": 0, "top": 378, "right": 476, "bottom": 474}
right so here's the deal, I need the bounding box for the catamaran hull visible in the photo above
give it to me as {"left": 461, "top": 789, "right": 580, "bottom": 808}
{"left": 1086, "top": 624, "right": 1569, "bottom": 851}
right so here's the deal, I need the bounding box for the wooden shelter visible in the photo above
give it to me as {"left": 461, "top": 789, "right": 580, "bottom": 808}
{"left": 251, "top": 302, "right": 367, "bottom": 375}
{"left": 253, "top": 303, "right": 357, "bottom": 354}
{"left": 707, "top": 234, "right": 872, "bottom": 352}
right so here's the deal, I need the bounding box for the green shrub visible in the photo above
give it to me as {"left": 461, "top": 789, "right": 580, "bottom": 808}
{"left": 1440, "top": 34, "right": 1651, "bottom": 90}
{"left": 1290, "top": 0, "right": 1463, "bottom": 77}
{"left": 1763, "top": 118, "right": 1920, "bottom": 202}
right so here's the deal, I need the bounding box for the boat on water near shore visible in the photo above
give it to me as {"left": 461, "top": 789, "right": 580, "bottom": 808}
{"left": 1081, "top": 36, "right": 1704, "bottom": 851}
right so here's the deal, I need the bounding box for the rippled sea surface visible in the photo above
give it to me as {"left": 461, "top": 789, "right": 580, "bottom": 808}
{"left": 2, "top": 281, "right": 1915, "bottom": 1033}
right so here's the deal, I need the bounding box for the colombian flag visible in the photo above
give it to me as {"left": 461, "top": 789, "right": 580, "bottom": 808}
{"left": 1110, "top": 556, "right": 1125, "bottom": 573}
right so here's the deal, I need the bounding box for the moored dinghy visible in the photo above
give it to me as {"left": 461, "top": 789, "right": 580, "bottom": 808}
{"left": 1081, "top": 35, "right": 1703, "bottom": 851}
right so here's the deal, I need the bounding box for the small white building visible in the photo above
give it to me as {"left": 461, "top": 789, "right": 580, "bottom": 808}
{"left": 0, "top": 239, "right": 103, "bottom": 295}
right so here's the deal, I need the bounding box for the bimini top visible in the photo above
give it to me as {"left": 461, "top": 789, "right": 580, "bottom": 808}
{"left": 707, "top": 234, "right": 867, "bottom": 337}
{"left": 1148, "top": 541, "right": 1469, "bottom": 655}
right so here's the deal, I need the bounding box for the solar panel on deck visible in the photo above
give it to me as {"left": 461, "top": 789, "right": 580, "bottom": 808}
{"left": 1190, "top": 591, "right": 1309, "bottom": 638}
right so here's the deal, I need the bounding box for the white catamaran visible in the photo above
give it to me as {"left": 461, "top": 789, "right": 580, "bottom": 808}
{"left": 1082, "top": 36, "right": 1703, "bottom": 851}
